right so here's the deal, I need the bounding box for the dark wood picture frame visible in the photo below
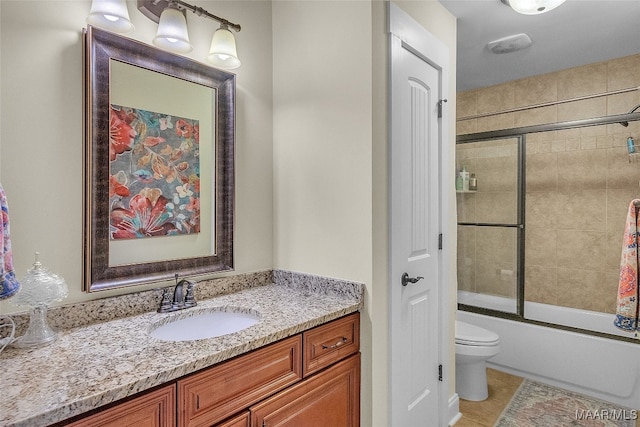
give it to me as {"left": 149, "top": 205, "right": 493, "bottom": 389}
{"left": 83, "top": 26, "right": 234, "bottom": 292}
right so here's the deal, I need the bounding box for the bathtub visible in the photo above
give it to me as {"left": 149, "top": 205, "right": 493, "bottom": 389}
{"left": 457, "top": 292, "right": 640, "bottom": 409}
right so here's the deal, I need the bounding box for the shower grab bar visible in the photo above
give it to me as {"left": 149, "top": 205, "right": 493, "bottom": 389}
{"left": 458, "top": 86, "right": 640, "bottom": 121}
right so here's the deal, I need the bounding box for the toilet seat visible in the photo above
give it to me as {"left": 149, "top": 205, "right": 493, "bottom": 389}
{"left": 455, "top": 321, "right": 499, "bottom": 347}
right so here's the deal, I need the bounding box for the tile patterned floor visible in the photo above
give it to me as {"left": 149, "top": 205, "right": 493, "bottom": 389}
{"left": 454, "top": 369, "right": 640, "bottom": 427}
{"left": 455, "top": 368, "right": 523, "bottom": 427}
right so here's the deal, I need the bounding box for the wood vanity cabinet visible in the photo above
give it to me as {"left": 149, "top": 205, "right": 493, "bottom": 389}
{"left": 60, "top": 313, "right": 360, "bottom": 427}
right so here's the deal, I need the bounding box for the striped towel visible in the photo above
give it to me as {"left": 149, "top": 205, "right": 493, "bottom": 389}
{"left": 614, "top": 199, "right": 640, "bottom": 332}
{"left": 0, "top": 183, "right": 20, "bottom": 300}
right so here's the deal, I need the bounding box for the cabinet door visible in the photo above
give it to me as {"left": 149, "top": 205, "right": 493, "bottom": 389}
{"left": 250, "top": 353, "right": 360, "bottom": 427}
{"left": 65, "top": 384, "right": 176, "bottom": 427}
{"left": 178, "top": 335, "right": 302, "bottom": 427}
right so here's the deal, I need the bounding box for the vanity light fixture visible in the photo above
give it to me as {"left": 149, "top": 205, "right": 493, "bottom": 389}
{"left": 500, "top": 0, "right": 566, "bottom": 15}
{"left": 207, "top": 24, "right": 241, "bottom": 69}
{"left": 153, "top": 2, "right": 193, "bottom": 53}
{"left": 86, "top": 0, "right": 134, "bottom": 34}
{"left": 86, "top": 0, "right": 242, "bottom": 69}
{"left": 138, "top": 0, "right": 242, "bottom": 69}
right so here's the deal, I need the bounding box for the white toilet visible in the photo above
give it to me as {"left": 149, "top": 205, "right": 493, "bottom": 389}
{"left": 455, "top": 320, "right": 500, "bottom": 401}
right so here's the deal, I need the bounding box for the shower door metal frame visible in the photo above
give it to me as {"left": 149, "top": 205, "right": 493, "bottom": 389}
{"left": 456, "top": 111, "right": 640, "bottom": 343}
{"left": 456, "top": 134, "right": 525, "bottom": 317}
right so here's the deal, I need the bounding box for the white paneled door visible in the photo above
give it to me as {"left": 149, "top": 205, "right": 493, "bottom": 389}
{"left": 389, "top": 4, "right": 448, "bottom": 426}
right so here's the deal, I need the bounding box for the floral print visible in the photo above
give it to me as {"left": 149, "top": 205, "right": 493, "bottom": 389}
{"left": 0, "top": 184, "right": 20, "bottom": 299}
{"left": 109, "top": 105, "right": 201, "bottom": 240}
{"left": 614, "top": 200, "right": 640, "bottom": 332}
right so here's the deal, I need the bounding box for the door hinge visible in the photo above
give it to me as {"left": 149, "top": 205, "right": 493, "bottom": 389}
{"left": 437, "top": 99, "right": 448, "bottom": 118}
{"left": 438, "top": 364, "right": 443, "bottom": 382}
{"left": 438, "top": 233, "right": 443, "bottom": 250}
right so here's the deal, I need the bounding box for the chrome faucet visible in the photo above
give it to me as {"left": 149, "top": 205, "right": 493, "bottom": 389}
{"left": 158, "top": 274, "right": 197, "bottom": 313}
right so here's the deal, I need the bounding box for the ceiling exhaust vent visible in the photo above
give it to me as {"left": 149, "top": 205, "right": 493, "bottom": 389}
{"left": 487, "top": 33, "right": 532, "bottom": 54}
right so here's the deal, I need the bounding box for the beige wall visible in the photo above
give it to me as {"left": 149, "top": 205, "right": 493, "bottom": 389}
{"left": 271, "top": 1, "right": 374, "bottom": 424}
{"left": 0, "top": 1, "right": 274, "bottom": 311}
{"left": 457, "top": 54, "right": 640, "bottom": 314}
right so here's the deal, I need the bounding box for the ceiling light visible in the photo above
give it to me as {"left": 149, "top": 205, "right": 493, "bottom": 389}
{"left": 86, "top": 0, "right": 134, "bottom": 34}
{"left": 500, "top": 0, "right": 566, "bottom": 15}
{"left": 208, "top": 25, "right": 241, "bottom": 70}
{"left": 153, "top": 2, "right": 192, "bottom": 54}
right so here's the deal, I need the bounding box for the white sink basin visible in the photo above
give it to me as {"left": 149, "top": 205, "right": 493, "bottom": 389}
{"left": 149, "top": 308, "right": 261, "bottom": 342}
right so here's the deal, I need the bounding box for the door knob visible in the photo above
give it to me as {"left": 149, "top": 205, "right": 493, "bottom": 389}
{"left": 401, "top": 273, "right": 424, "bottom": 287}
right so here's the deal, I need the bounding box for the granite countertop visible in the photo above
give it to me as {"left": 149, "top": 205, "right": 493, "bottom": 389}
{"left": 1, "top": 282, "right": 363, "bottom": 427}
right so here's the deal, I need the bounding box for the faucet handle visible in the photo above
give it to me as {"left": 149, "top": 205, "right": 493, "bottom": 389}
{"left": 184, "top": 281, "right": 197, "bottom": 308}
{"left": 158, "top": 288, "right": 173, "bottom": 313}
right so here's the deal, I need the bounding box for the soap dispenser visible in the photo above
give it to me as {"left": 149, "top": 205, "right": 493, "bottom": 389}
{"left": 460, "top": 167, "right": 470, "bottom": 191}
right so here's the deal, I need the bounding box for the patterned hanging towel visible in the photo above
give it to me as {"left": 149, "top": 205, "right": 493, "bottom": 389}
{"left": 614, "top": 199, "right": 640, "bottom": 333}
{"left": 0, "top": 183, "right": 20, "bottom": 300}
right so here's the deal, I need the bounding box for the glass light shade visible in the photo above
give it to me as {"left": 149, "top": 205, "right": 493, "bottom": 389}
{"left": 506, "top": 0, "right": 566, "bottom": 15}
{"left": 86, "top": 0, "right": 134, "bottom": 34}
{"left": 207, "top": 26, "right": 241, "bottom": 70}
{"left": 153, "top": 5, "right": 193, "bottom": 54}
{"left": 12, "top": 253, "right": 68, "bottom": 348}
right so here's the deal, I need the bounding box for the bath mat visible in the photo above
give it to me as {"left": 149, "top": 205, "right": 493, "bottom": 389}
{"left": 494, "top": 380, "right": 637, "bottom": 427}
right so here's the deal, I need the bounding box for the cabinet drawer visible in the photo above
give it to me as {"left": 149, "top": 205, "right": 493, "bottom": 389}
{"left": 178, "top": 335, "right": 302, "bottom": 427}
{"left": 303, "top": 312, "right": 360, "bottom": 377}
{"left": 65, "top": 384, "right": 176, "bottom": 427}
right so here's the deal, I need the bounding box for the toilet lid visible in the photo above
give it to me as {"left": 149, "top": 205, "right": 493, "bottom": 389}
{"left": 455, "top": 321, "right": 499, "bottom": 346}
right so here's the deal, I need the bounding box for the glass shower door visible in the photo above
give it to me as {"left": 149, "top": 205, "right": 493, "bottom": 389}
{"left": 456, "top": 136, "right": 523, "bottom": 314}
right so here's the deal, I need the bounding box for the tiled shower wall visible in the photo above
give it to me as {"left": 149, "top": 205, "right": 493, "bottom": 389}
{"left": 456, "top": 54, "right": 640, "bottom": 314}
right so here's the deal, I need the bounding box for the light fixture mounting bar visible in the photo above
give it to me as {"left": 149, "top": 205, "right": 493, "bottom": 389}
{"left": 137, "top": 0, "right": 241, "bottom": 32}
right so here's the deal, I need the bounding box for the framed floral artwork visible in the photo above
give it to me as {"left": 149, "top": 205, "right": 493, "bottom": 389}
{"left": 84, "top": 26, "right": 235, "bottom": 292}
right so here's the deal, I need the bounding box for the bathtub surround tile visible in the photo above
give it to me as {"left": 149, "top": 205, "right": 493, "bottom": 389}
{"left": 457, "top": 90, "right": 478, "bottom": 119}
{"left": 457, "top": 226, "right": 477, "bottom": 292}
{"left": 607, "top": 54, "right": 640, "bottom": 91}
{"left": 524, "top": 265, "right": 558, "bottom": 305}
{"left": 556, "top": 229, "right": 606, "bottom": 272}
{"left": 476, "top": 82, "right": 515, "bottom": 115}
{"left": 526, "top": 191, "right": 559, "bottom": 229}
{"left": 456, "top": 54, "right": 640, "bottom": 321}
{"left": 1, "top": 276, "right": 364, "bottom": 426}
{"left": 557, "top": 268, "right": 608, "bottom": 312}
{"left": 457, "top": 192, "right": 477, "bottom": 223}
{"left": 557, "top": 97, "right": 607, "bottom": 123}
{"left": 525, "top": 228, "right": 557, "bottom": 268}
{"left": 556, "top": 149, "right": 608, "bottom": 190}
{"left": 607, "top": 147, "right": 640, "bottom": 189}
{"left": 556, "top": 62, "right": 608, "bottom": 101}
{"left": 607, "top": 91, "right": 640, "bottom": 116}
{"left": 554, "top": 189, "right": 606, "bottom": 231}
{"left": 514, "top": 74, "right": 557, "bottom": 108}
{"left": 475, "top": 192, "right": 517, "bottom": 224}
{"left": 526, "top": 152, "right": 558, "bottom": 192}
{"left": 514, "top": 104, "right": 557, "bottom": 128}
